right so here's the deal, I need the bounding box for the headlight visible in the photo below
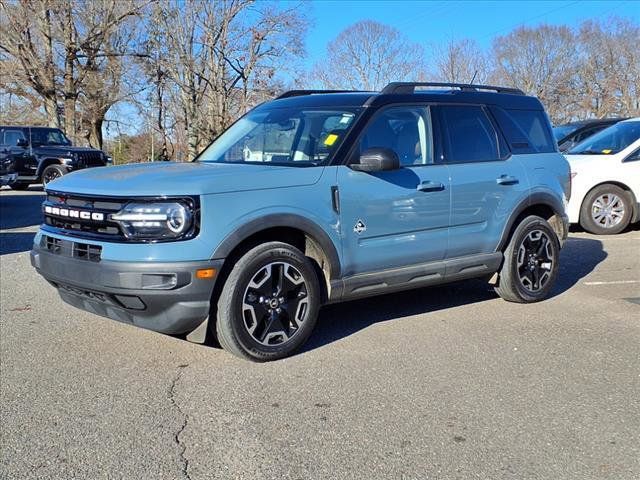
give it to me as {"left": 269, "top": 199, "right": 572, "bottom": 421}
{"left": 110, "top": 201, "right": 196, "bottom": 240}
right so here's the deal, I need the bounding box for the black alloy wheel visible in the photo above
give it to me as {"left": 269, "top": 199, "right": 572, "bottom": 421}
{"left": 241, "top": 261, "right": 310, "bottom": 346}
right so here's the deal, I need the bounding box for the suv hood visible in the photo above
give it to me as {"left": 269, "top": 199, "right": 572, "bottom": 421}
{"left": 35, "top": 145, "right": 103, "bottom": 155}
{"left": 564, "top": 153, "right": 616, "bottom": 171}
{"left": 47, "top": 161, "right": 325, "bottom": 196}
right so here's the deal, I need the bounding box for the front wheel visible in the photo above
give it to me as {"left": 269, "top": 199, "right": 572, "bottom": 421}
{"left": 42, "top": 164, "right": 66, "bottom": 185}
{"left": 215, "top": 242, "right": 321, "bottom": 361}
{"left": 495, "top": 215, "right": 560, "bottom": 303}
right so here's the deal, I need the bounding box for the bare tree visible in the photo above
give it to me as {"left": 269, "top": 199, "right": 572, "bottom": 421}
{"left": 575, "top": 18, "right": 640, "bottom": 119}
{"left": 0, "top": 0, "right": 147, "bottom": 147}
{"left": 311, "top": 20, "right": 425, "bottom": 91}
{"left": 0, "top": 0, "right": 61, "bottom": 127}
{"left": 491, "top": 24, "right": 577, "bottom": 123}
{"left": 149, "top": 0, "right": 306, "bottom": 160}
{"left": 431, "top": 38, "right": 489, "bottom": 84}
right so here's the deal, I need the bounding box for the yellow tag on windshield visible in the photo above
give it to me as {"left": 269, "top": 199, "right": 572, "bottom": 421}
{"left": 324, "top": 134, "right": 339, "bottom": 146}
{"left": 602, "top": 149, "right": 612, "bottom": 154}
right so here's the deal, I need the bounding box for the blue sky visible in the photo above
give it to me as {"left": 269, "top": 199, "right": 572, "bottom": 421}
{"left": 297, "top": 0, "right": 639, "bottom": 67}
{"left": 108, "top": 0, "right": 639, "bottom": 138}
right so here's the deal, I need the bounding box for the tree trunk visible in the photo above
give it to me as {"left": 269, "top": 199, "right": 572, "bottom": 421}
{"left": 43, "top": 95, "right": 61, "bottom": 128}
{"left": 88, "top": 116, "right": 103, "bottom": 149}
{"left": 63, "top": 3, "right": 76, "bottom": 141}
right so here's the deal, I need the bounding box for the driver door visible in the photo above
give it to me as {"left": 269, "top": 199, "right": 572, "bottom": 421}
{"left": 337, "top": 105, "right": 451, "bottom": 276}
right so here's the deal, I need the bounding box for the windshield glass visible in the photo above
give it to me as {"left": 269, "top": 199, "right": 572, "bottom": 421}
{"left": 30, "top": 128, "right": 71, "bottom": 146}
{"left": 553, "top": 124, "right": 580, "bottom": 141}
{"left": 567, "top": 121, "right": 640, "bottom": 155}
{"left": 197, "top": 107, "right": 360, "bottom": 166}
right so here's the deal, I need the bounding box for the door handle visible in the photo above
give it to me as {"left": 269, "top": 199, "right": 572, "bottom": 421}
{"left": 496, "top": 175, "right": 519, "bottom": 185}
{"left": 417, "top": 180, "right": 445, "bottom": 192}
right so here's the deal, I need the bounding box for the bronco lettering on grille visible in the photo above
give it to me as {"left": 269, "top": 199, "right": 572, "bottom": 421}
{"left": 44, "top": 205, "right": 104, "bottom": 221}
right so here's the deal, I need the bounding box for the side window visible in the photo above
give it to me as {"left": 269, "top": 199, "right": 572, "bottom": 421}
{"left": 625, "top": 148, "right": 640, "bottom": 162}
{"left": 437, "top": 105, "right": 500, "bottom": 163}
{"left": 359, "top": 106, "right": 433, "bottom": 167}
{"left": 4, "top": 130, "right": 25, "bottom": 147}
{"left": 506, "top": 110, "right": 555, "bottom": 153}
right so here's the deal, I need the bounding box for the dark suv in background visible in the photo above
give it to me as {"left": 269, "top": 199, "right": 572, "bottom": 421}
{"left": 0, "top": 126, "right": 109, "bottom": 190}
{"left": 553, "top": 118, "right": 627, "bottom": 152}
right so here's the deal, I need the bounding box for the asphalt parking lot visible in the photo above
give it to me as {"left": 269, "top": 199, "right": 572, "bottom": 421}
{"left": 1, "top": 186, "right": 639, "bottom": 480}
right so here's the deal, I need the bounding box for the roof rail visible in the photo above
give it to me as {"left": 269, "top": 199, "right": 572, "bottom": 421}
{"left": 380, "top": 82, "right": 525, "bottom": 95}
{"left": 276, "top": 89, "right": 358, "bottom": 99}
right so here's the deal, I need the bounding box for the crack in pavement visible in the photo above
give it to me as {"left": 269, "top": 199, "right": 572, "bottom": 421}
{"left": 168, "top": 364, "right": 192, "bottom": 480}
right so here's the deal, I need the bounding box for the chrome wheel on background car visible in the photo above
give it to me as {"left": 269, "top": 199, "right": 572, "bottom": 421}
{"left": 591, "top": 193, "right": 625, "bottom": 229}
{"left": 516, "top": 229, "right": 554, "bottom": 293}
{"left": 580, "top": 184, "right": 632, "bottom": 235}
{"left": 242, "top": 262, "right": 310, "bottom": 346}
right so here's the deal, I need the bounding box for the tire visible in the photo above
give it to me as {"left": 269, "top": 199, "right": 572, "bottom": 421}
{"left": 495, "top": 215, "right": 560, "bottom": 303}
{"left": 579, "top": 184, "right": 632, "bottom": 235}
{"left": 42, "top": 164, "right": 66, "bottom": 185}
{"left": 9, "top": 182, "right": 30, "bottom": 191}
{"left": 215, "top": 242, "right": 321, "bottom": 361}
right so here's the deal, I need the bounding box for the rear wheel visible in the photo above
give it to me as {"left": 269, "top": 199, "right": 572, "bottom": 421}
{"left": 495, "top": 215, "right": 560, "bottom": 303}
{"left": 580, "top": 184, "right": 632, "bottom": 235}
{"left": 215, "top": 242, "right": 321, "bottom": 361}
{"left": 42, "top": 164, "right": 66, "bottom": 185}
{"left": 9, "top": 182, "right": 30, "bottom": 191}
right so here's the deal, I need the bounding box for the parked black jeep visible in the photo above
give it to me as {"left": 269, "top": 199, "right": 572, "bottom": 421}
{"left": 0, "top": 126, "right": 109, "bottom": 190}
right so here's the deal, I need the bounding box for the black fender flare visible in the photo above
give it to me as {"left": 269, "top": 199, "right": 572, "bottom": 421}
{"left": 36, "top": 158, "right": 66, "bottom": 178}
{"left": 496, "top": 192, "right": 566, "bottom": 251}
{"left": 211, "top": 213, "right": 341, "bottom": 279}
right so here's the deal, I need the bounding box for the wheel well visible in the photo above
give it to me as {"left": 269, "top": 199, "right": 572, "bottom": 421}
{"left": 580, "top": 181, "right": 638, "bottom": 222}
{"left": 37, "top": 158, "right": 63, "bottom": 177}
{"left": 503, "top": 203, "right": 565, "bottom": 250}
{"left": 209, "top": 227, "right": 333, "bottom": 315}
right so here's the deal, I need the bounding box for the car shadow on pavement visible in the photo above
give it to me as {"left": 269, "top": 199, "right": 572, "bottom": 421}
{"left": 0, "top": 189, "right": 45, "bottom": 230}
{"left": 301, "top": 236, "right": 607, "bottom": 355}
{"left": 552, "top": 236, "right": 606, "bottom": 295}
{"left": 0, "top": 232, "right": 37, "bottom": 256}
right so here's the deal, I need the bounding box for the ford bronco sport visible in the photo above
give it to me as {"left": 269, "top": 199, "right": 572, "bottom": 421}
{"left": 31, "top": 82, "right": 570, "bottom": 361}
{"left": 0, "top": 126, "right": 109, "bottom": 189}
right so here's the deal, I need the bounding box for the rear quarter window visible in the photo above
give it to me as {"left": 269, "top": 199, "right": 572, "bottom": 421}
{"left": 489, "top": 107, "right": 556, "bottom": 154}
{"left": 506, "top": 109, "right": 556, "bottom": 153}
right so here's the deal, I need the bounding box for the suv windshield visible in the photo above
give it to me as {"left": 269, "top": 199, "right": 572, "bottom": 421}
{"left": 197, "top": 107, "right": 360, "bottom": 166}
{"left": 30, "top": 128, "right": 71, "bottom": 146}
{"left": 567, "top": 121, "right": 640, "bottom": 155}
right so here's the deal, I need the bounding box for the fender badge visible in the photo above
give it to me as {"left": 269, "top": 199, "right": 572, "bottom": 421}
{"left": 353, "top": 219, "right": 366, "bottom": 235}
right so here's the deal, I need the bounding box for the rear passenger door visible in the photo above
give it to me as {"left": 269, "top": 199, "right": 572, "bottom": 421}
{"left": 434, "top": 105, "right": 530, "bottom": 258}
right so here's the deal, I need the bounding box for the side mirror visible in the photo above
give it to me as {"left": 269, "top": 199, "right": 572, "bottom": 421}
{"left": 351, "top": 147, "right": 400, "bottom": 172}
{"left": 16, "top": 138, "right": 29, "bottom": 147}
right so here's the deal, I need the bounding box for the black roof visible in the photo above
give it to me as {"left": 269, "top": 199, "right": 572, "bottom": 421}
{"left": 555, "top": 118, "right": 627, "bottom": 128}
{"left": 264, "top": 83, "right": 544, "bottom": 111}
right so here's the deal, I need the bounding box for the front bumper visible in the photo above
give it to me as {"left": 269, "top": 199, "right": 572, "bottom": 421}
{"left": 31, "top": 244, "right": 222, "bottom": 335}
{"left": 0, "top": 172, "right": 18, "bottom": 186}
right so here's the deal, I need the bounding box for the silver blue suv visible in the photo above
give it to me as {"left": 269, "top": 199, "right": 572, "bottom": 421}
{"left": 31, "top": 82, "right": 570, "bottom": 361}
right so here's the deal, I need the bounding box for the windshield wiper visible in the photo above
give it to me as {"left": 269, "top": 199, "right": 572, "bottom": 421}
{"left": 569, "top": 149, "right": 605, "bottom": 155}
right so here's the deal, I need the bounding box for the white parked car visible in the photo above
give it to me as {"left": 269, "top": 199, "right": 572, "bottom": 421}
{"left": 564, "top": 118, "right": 640, "bottom": 234}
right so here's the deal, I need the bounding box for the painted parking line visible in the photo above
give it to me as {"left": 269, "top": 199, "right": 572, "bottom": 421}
{"left": 584, "top": 280, "right": 640, "bottom": 286}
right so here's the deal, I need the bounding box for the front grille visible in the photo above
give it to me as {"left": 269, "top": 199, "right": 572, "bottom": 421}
{"left": 43, "top": 193, "right": 126, "bottom": 240}
{"left": 77, "top": 151, "right": 105, "bottom": 167}
{"left": 41, "top": 235, "right": 102, "bottom": 262}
